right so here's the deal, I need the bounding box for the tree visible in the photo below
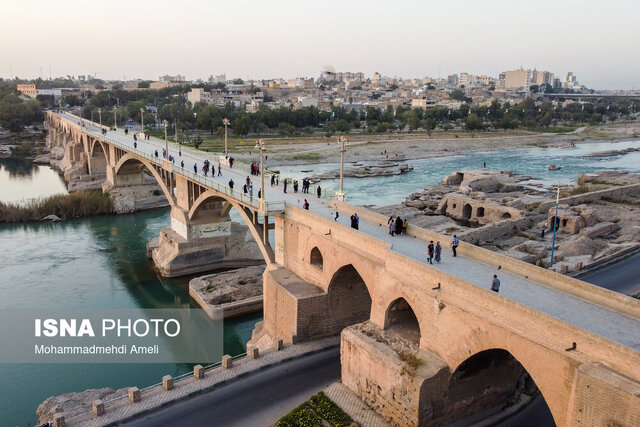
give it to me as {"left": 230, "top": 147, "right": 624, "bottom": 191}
{"left": 465, "top": 113, "right": 484, "bottom": 131}
{"left": 137, "top": 81, "right": 152, "bottom": 89}
{"left": 450, "top": 89, "right": 466, "bottom": 101}
{"left": 334, "top": 119, "right": 352, "bottom": 133}
{"left": 232, "top": 115, "right": 250, "bottom": 136}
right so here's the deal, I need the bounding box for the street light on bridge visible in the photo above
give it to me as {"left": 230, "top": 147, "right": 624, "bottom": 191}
{"left": 255, "top": 139, "right": 265, "bottom": 202}
{"left": 223, "top": 118, "right": 230, "bottom": 157}
{"left": 336, "top": 136, "right": 348, "bottom": 201}
{"left": 163, "top": 120, "right": 169, "bottom": 160}
{"left": 98, "top": 108, "right": 102, "bottom": 128}
{"left": 113, "top": 108, "right": 117, "bottom": 130}
{"left": 140, "top": 107, "right": 144, "bottom": 134}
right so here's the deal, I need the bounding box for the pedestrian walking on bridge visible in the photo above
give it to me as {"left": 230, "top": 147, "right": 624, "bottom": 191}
{"left": 491, "top": 275, "right": 501, "bottom": 293}
{"left": 435, "top": 241, "right": 442, "bottom": 263}
{"left": 303, "top": 199, "right": 309, "bottom": 210}
{"left": 451, "top": 235, "right": 459, "bottom": 257}
{"left": 427, "top": 241, "right": 435, "bottom": 264}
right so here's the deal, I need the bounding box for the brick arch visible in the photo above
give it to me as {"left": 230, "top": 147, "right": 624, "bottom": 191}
{"left": 188, "top": 189, "right": 273, "bottom": 265}
{"left": 321, "top": 264, "right": 373, "bottom": 336}
{"left": 437, "top": 328, "right": 564, "bottom": 425}
{"left": 384, "top": 297, "right": 421, "bottom": 345}
{"left": 89, "top": 138, "right": 109, "bottom": 164}
{"left": 310, "top": 246, "right": 323, "bottom": 269}
{"left": 114, "top": 154, "right": 176, "bottom": 208}
{"left": 438, "top": 347, "right": 556, "bottom": 425}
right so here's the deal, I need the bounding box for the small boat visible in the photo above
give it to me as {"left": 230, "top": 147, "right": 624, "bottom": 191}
{"left": 548, "top": 164, "right": 562, "bottom": 171}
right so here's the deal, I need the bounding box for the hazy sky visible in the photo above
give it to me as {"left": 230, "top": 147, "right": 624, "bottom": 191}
{"left": 1, "top": 0, "right": 638, "bottom": 89}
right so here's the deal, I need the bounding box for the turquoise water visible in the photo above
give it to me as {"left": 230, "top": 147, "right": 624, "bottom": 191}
{"left": 0, "top": 158, "right": 68, "bottom": 204}
{"left": 0, "top": 210, "right": 260, "bottom": 426}
{"left": 2, "top": 139, "right": 640, "bottom": 425}
{"left": 276, "top": 140, "right": 640, "bottom": 206}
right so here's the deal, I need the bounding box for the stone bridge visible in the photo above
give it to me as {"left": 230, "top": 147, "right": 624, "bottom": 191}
{"left": 47, "top": 111, "right": 640, "bottom": 426}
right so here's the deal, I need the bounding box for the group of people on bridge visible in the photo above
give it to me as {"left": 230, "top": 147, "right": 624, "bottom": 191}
{"left": 387, "top": 216, "right": 408, "bottom": 236}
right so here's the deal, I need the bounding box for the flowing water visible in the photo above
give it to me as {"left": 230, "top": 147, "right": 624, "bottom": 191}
{"left": 1, "top": 139, "right": 639, "bottom": 425}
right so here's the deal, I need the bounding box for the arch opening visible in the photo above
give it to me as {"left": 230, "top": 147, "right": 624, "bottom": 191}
{"left": 310, "top": 247, "right": 323, "bottom": 269}
{"left": 325, "top": 264, "right": 372, "bottom": 336}
{"left": 477, "top": 206, "right": 485, "bottom": 218}
{"left": 462, "top": 203, "right": 472, "bottom": 219}
{"left": 502, "top": 212, "right": 512, "bottom": 219}
{"left": 433, "top": 349, "right": 553, "bottom": 425}
{"left": 384, "top": 297, "right": 420, "bottom": 345}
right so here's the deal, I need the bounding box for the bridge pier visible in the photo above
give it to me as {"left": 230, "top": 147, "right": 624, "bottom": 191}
{"left": 150, "top": 200, "right": 264, "bottom": 278}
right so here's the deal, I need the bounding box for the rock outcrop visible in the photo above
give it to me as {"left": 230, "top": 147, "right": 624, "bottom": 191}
{"left": 36, "top": 387, "right": 128, "bottom": 424}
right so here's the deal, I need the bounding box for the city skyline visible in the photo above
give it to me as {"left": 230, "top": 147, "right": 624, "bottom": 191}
{"left": 1, "top": 0, "right": 639, "bottom": 89}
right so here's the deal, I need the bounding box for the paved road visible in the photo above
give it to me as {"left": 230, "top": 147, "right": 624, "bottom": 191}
{"left": 123, "top": 347, "right": 340, "bottom": 427}
{"left": 578, "top": 251, "right": 640, "bottom": 296}
{"left": 58, "top": 112, "right": 640, "bottom": 352}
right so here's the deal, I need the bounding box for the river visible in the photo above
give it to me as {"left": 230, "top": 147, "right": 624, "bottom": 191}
{"left": 1, "top": 139, "right": 639, "bottom": 426}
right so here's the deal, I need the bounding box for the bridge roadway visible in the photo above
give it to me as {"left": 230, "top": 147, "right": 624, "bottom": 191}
{"left": 58, "top": 112, "right": 640, "bottom": 352}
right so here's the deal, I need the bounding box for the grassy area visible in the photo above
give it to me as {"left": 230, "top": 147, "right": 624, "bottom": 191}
{"left": 277, "top": 392, "right": 358, "bottom": 427}
{"left": 0, "top": 191, "right": 113, "bottom": 222}
{"left": 601, "top": 197, "right": 640, "bottom": 207}
{"left": 525, "top": 201, "right": 542, "bottom": 212}
{"left": 286, "top": 152, "right": 322, "bottom": 161}
{"left": 526, "top": 126, "right": 576, "bottom": 134}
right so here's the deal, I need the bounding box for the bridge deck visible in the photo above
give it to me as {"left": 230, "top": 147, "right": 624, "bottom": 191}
{"left": 57, "top": 112, "right": 640, "bottom": 352}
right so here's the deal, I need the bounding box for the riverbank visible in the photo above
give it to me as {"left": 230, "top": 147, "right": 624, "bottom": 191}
{"left": 226, "top": 120, "right": 640, "bottom": 167}
{"left": 0, "top": 190, "right": 113, "bottom": 222}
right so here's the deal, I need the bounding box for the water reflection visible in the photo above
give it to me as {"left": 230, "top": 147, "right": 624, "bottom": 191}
{"left": 0, "top": 158, "right": 68, "bottom": 204}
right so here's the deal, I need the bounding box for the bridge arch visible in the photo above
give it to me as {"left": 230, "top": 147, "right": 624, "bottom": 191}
{"left": 323, "top": 264, "right": 373, "bottom": 336}
{"left": 436, "top": 348, "right": 554, "bottom": 425}
{"left": 384, "top": 297, "right": 421, "bottom": 345}
{"left": 309, "top": 247, "right": 323, "bottom": 269}
{"left": 187, "top": 189, "right": 274, "bottom": 264}
{"left": 114, "top": 154, "right": 175, "bottom": 208}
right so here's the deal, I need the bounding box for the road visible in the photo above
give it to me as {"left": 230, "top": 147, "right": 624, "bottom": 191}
{"left": 123, "top": 347, "right": 341, "bottom": 427}
{"left": 578, "top": 250, "right": 640, "bottom": 296}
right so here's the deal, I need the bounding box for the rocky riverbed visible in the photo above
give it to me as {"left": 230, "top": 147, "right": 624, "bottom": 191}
{"left": 306, "top": 160, "right": 413, "bottom": 183}
{"left": 189, "top": 265, "right": 266, "bottom": 319}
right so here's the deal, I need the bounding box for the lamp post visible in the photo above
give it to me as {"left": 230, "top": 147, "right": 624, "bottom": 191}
{"left": 113, "top": 108, "right": 117, "bottom": 129}
{"left": 223, "top": 118, "right": 230, "bottom": 156}
{"left": 98, "top": 108, "right": 102, "bottom": 127}
{"left": 550, "top": 187, "right": 560, "bottom": 268}
{"left": 163, "top": 120, "right": 168, "bottom": 160}
{"left": 336, "top": 136, "right": 347, "bottom": 201}
{"left": 175, "top": 119, "right": 178, "bottom": 144}
{"left": 140, "top": 107, "right": 144, "bottom": 134}
{"left": 255, "top": 139, "right": 265, "bottom": 202}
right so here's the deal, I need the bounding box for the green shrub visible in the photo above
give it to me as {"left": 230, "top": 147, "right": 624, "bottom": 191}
{"left": 308, "top": 392, "right": 354, "bottom": 427}
{"left": 277, "top": 403, "right": 323, "bottom": 427}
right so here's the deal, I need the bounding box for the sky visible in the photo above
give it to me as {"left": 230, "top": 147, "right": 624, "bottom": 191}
{"left": 1, "top": 0, "right": 638, "bottom": 89}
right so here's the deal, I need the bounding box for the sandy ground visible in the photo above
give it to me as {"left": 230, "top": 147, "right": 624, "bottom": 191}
{"left": 225, "top": 120, "right": 640, "bottom": 167}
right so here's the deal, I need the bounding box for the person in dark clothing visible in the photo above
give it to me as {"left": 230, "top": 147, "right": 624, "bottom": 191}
{"left": 154, "top": 150, "right": 158, "bottom": 157}
{"left": 350, "top": 213, "right": 359, "bottom": 229}
{"left": 133, "top": 141, "right": 137, "bottom": 148}
{"left": 395, "top": 216, "right": 403, "bottom": 236}
{"left": 229, "top": 157, "right": 234, "bottom": 168}
{"left": 181, "top": 160, "right": 184, "bottom": 168}
{"left": 303, "top": 199, "right": 309, "bottom": 210}
{"left": 283, "top": 179, "right": 288, "bottom": 193}
{"left": 491, "top": 275, "right": 500, "bottom": 292}
{"left": 228, "top": 179, "right": 234, "bottom": 189}
{"left": 427, "top": 241, "right": 435, "bottom": 264}
{"left": 243, "top": 184, "right": 248, "bottom": 194}
{"left": 271, "top": 175, "right": 275, "bottom": 186}
{"left": 451, "top": 235, "right": 459, "bottom": 257}
{"left": 194, "top": 163, "right": 197, "bottom": 173}
{"left": 317, "top": 185, "right": 321, "bottom": 198}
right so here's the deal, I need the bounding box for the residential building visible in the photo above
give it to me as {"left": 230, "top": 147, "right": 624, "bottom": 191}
{"left": 17, "top": 84, "right": 38, "bottom": 98}
{"left": 187, "top": 88, "right": 212, "bottom": 106}
{"left": 159, "top": 74, "right": 185, "bottom": 83}
{"left": 504, "top": 69, "right": 531, "bottom": 91}
{"left": 447, "top": 74, "right": 459, "bottom": 86}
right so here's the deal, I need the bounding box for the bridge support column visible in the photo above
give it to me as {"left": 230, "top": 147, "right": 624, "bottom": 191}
{"left": 150, "top": 203, "right": 264, "bottom": 278}
{"left": 340, "top": 324, "right": 450, "bottom": 427}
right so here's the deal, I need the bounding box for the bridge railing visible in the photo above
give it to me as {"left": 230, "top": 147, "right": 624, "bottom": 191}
{"left": 85, "top": 129, "right": 277, "bottom": 212}
{"left": 63, "top": 352, "right": 248, "bottom": 424}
